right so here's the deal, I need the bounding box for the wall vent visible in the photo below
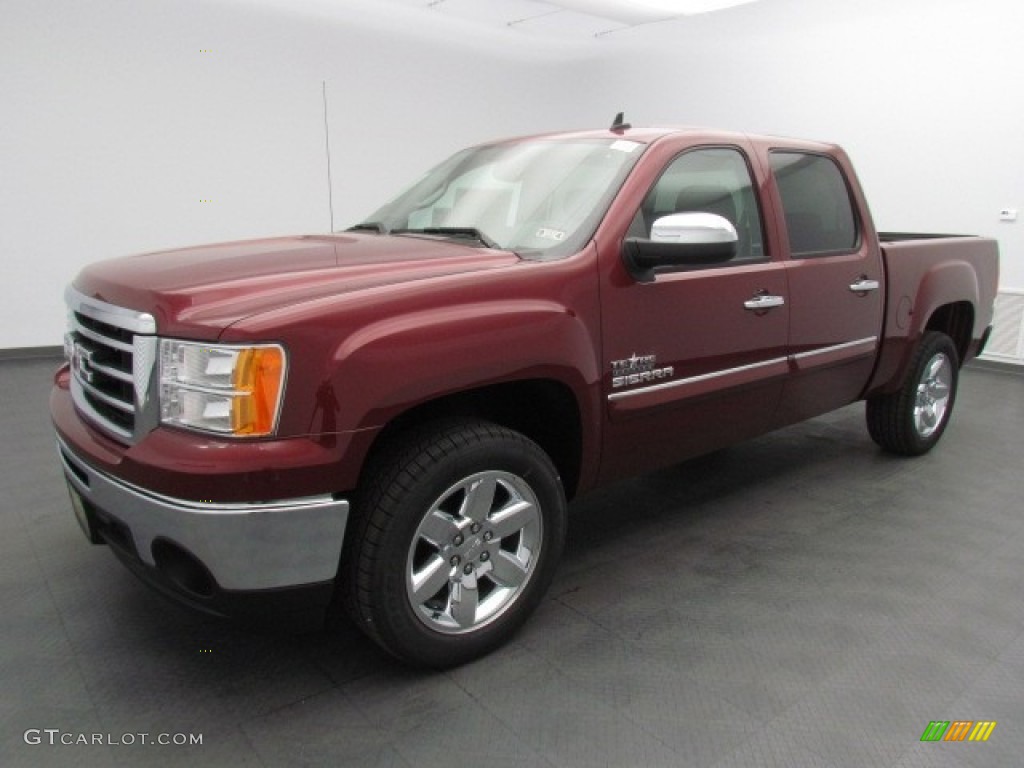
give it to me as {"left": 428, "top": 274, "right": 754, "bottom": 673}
{"left": 983, "top": 290, "right": 1024, "bottom": 364}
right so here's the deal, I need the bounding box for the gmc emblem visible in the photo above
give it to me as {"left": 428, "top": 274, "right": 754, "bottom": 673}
{"left": 72, "top": 342, "right": 96, "bottom": 385}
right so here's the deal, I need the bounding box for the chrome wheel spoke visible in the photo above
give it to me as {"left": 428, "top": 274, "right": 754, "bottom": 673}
{"left": 917, "top": 408, "right": 936, "bottom": 432}
{"left": 460, "top": 476, "right": 498, "bottom": 523}
{"left": 417, "top": 509, "right": 459, "bottom": 547}
{"left": 450, "top": 580, "right": 480, "bottom": 629}
{"left": 410, "top": 554, "right": 452, "bottom": 601}
{"left": 490, "top": 550, "right": 530, "bottom": 589}
{"left": 489, "top": 500, "right": 535, "bottom": 540}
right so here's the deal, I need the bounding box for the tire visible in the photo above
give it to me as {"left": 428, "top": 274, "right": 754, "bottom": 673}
{"left": 866, "top": 331, "right": 959, "bottom": 456}
{"left": 341, "top": 420, "right": 567, "bottom": 668}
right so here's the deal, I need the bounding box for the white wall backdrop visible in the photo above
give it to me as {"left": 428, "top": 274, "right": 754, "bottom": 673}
{"left": 0, "top": 0, "right": 609, "bottom": 350}
{"left": 604, "top": 0, "right": 1024, "bottom": 288}
{"left": 1, "top": 0, "right": 1021, "bottom": 350}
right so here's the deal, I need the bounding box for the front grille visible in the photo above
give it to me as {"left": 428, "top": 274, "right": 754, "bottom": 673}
{"left": 65, "top": 286, "right": 158, "bottom": 444}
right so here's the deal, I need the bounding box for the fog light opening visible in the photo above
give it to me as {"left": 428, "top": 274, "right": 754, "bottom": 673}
{"left": 151, "top": 539, "right": 216, "bottom": 598}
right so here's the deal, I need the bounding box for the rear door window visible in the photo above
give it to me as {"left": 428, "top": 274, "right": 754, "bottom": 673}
{"left": 769, "top": 152, "right": 858, "bottom": 257}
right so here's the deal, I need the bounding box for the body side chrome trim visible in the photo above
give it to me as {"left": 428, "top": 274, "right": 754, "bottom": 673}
{"left": 791, "top": 336, "right": 878, "bottom": 361}
{"left": 606, "top": 336, "right": 879, "bottom": 402}
{"left": 608, "top": 356, "right": 789, "bottom": 402}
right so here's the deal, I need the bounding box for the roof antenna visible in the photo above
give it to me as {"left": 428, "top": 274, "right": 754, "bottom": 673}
{"left": 610, "top": 111, "right": 631, "bottom": 133}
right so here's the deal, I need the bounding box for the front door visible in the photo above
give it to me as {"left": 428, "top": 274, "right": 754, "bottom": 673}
{"left": 599, "top": 144, "right": 790, "bottom": 482}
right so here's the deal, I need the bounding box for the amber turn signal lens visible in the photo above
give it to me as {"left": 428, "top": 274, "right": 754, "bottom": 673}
{"left": 232, "top": 346, "right": 285, "bottom": 436}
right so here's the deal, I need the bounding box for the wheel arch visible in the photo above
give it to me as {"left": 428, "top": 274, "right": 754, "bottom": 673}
{"left": 925, "top": 301, "right": 974, "bottom": 368}
{"left": 359, "top": 379, "right": 586, "bottom": 503}
{"left": 870, "top": 284, "right": 979, "bottom": 397}
{"left": 911, "top": 259, "right": 980, "bottom": 363}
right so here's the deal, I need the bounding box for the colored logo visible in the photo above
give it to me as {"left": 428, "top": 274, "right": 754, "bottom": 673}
{"left": 920, "top": 721, "right": 997, "bottom": 742}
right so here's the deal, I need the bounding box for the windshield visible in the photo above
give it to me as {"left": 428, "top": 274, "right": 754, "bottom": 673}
{"left": 356, "top": 138, "right": 645, "bottom": 259}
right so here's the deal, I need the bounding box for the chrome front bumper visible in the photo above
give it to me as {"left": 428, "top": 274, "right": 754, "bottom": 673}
{"left": 57, "top": 437, "right": 350, "bottom": 592}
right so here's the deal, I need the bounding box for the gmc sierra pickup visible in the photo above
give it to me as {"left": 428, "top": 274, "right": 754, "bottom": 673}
{"left": 52, "top": 122, "right": 999, "bottom": 666}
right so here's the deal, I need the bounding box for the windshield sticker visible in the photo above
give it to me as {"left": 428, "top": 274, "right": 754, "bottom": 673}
{"left": 535, "top": 228, "right": 566, "bottom": 241}
{"left": 610, "top": 140, "right": 641, "bottom": 153}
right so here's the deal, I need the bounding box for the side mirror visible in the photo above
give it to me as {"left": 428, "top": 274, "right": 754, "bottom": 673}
{"left": 622, "top": 212, "right": 738, "bottom": 282}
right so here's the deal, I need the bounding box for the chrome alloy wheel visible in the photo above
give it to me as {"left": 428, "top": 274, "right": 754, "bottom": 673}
{"left": 913, "top": 352, "right": 953, "bottom": 438}
{"left": 405, "top": 470, "right": 543, "bottom": 634}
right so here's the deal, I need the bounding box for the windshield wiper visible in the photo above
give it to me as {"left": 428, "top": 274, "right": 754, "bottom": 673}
{"left": 392, "top": 227, "right": 499, "bottom": 249}
{"left": 348, "top": 222, "right": 389, "bottom": 234}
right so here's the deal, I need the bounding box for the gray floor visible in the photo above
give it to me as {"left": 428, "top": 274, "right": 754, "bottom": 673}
{"left": 3, "top": 357, "right": 1023, "bottom": 768}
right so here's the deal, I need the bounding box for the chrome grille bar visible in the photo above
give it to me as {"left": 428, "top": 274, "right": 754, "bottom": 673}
{"left": 64, "top": 286, "right": 157, "bottom": 444}
{"left": 72, "top": 322, "right": 134, "bottom": 353}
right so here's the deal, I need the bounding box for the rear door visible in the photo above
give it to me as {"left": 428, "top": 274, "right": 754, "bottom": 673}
{"left": 766, "top": 150, "right": 885, "bottom": 424}
{"left": 598, "top": 141, "right": 790, "bottom": 482}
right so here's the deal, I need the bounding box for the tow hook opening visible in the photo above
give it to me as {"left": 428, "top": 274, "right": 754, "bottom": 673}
{"left": 151, "top": 539, "right": 217, "bottom": 598}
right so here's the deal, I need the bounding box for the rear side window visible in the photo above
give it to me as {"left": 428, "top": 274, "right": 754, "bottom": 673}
{"left": 769, "top": 152, "right": 858, "bottom": 257}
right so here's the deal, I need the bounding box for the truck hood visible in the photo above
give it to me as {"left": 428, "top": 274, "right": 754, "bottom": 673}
{"left": 74, "top": 234, "right": 521, "bottom": 337}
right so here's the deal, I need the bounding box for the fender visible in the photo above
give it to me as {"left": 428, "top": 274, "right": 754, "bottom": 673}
{"left": 870, "top": 258, "right": 979, "bottom": 395}
{"left": 308, "top": 296, "right": 604, "bottom": 493}
{"left": 328, "top": 298, "right": 600, "bottom": 432}
{"left": 910, "top": 260, "right": 980, "bottom": 340}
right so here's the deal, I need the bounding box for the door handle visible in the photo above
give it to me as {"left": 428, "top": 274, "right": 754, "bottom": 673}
{"left": 849, "top": 277, "right": 880, "bottom": 293}
{"left": 743, "top": 294, "right": 786, "bottom": 311}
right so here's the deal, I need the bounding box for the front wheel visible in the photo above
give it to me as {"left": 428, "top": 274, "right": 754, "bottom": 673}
{"left": 341, "top": 420, "right": 566, "bottom": 667}
{"left": 866, "top": 331, "right": 960, "bottom": 456}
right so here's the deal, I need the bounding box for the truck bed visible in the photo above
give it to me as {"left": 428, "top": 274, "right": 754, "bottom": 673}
{"left": 879, "top": 232, "right": 974, "bottom": 242}
{"left": 868, "top": 233, "right": 999, "bottom": 394}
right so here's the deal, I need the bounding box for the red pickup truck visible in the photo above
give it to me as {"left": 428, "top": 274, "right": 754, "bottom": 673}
{"left": 52, "top": 123, "right": 999, "bottom": 666}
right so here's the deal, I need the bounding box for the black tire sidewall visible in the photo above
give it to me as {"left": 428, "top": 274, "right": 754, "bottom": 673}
{"left": 364, "top": 423, "right": 566, "bottom": 667}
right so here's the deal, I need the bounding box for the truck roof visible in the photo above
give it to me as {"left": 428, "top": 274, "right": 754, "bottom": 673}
{"left": 489, "top": 125, "right": 841, "bottom": 155}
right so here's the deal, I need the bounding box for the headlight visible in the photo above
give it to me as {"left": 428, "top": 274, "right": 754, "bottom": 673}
{"left": 159, "top": 340, "right": 286, "bottom": 437}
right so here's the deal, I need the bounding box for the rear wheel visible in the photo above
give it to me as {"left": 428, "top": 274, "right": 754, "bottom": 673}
{"left": 341, "top": 420, "right": 566, "bottom": 667}
{"left": 866, "top": 331, "right": 959, "bottom": 456}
